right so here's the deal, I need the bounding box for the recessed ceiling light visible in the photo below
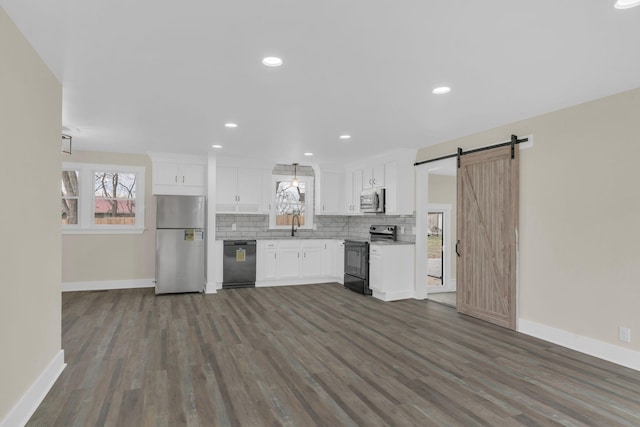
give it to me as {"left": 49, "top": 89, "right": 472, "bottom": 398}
{"left": 304, "top": 152, "right": 313, "bottom": 156}
{"left": 339, "top": 134, "right": 351, "bottom": 140}
{"left": 224, "top": 123, "right": 238, "bottom": 128}
{"left": 614, "top": 0, "right": 640, "bottom": 8}
{"left": 432, "top": 86, "right": 451, "bottom": 95}
{"left": 262, "top": 57, "right": 283, "bottom": 67}
{"left": 211, "top": 145, "right": 222, "bottom": 149}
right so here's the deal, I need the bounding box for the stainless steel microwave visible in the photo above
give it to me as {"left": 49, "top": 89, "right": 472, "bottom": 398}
{"left": 360, "top": 188, "right": 385, "bottom": 213}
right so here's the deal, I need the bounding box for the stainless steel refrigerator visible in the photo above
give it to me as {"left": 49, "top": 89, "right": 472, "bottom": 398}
{"left": 155, "top": 195, "right": 206, "bottom": 294}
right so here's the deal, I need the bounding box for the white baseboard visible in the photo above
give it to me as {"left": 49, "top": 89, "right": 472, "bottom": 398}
{"left": 373, "top": 289, "right": 415, "bottom": 302}
{"left": 256, "top": 276, "right": 340, "bottom": 288}
{"left": 62, "top": 278, "right": 155, "bottom": 292}
{"left": 518, "top": 319, "right": 640, "bottom": 372}
{"left": 205, "top": 282, "right": 218, "bottom": 294}
{"left": 0, "top": 350, "right": 65, "bottom": 427}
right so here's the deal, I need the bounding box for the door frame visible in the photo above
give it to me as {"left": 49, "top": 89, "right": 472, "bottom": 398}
{"left": 414, "top": 159, "right": 456, "bottom": 299}
{"left": 426, "top": 203, "right": 454, "bottom": 294}
{"left": 415, "top": 138, "right": 531, "bottom": 304}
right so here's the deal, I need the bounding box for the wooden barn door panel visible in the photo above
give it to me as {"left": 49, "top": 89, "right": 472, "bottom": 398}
{"left": 456, "top": 145, "right": 518, "bottom": 329}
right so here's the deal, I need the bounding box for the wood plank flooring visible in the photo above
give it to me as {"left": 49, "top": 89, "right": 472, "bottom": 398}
{"left": 426, "top": 291, "right": 456, "bottom": 308}
{"left": 28, "top": 283, "right": 640, "bottom": 426}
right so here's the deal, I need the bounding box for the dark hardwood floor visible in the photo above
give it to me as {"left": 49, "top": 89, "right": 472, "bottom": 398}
{"left": 28, "top": 283, "right": 640, "bottom": 426}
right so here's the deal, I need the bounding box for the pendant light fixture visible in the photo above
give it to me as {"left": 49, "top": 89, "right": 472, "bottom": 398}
{"left": 291, "top": 163, "right": 299, "bottom": 187}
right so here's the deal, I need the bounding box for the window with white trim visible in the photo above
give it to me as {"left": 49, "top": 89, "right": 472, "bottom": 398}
{"left": 269, "top": 174, "right": 314, "bottom": 229}
{"left": 61, "top": 162, "right": 145, "bottom": 234}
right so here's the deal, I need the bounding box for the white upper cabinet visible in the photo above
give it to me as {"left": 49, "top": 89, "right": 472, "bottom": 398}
{"left": 150, "top": 153, "right": 207, "bottom": 196}
{"left": 362, "top": 164, "right": 385, "bottom": 189}
{"left": 316, "top": 169, "right": 344, "bottom": 215}
{"left": 216, "top": 166, "right": 264, "bottom": 213}
{"left": 344, "top": 169, "right": 362, "bottom": 214}
{"left": 346, "top": 150, "right": 415, "bottom": 216}
{"left": 383, "top": 153, "right": 415, "bottom": 215}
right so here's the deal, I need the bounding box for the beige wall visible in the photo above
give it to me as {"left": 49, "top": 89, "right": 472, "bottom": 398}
{"left": 417, "top": 87, "right": 640, "bottom": 352}
{"left": 0, "top": 6, "right": 62, "bottom": 420}
{"left": 61, "top": 151, "right": 156, "bottom": 282}
{"left": 428, "top": 174, "right": 457, "bottom": 281}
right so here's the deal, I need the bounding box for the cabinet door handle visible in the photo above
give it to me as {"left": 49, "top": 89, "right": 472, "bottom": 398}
{"left": 323, "top": 204, "right": 325, "bottom": 211}
{"left": 275, "top": 253, "right": 277, "bottom": 259}
{"left": 182, "top": 176, "right": 185, "bottom": 183}
{"left": 456, "top": 240, "right": 461, "bottom": 257}
{"left": 297, "top": 253, "right": 300, "bottom": 258}
{"left": 237, "top": 195, "right": 240, "bottom": 202}
{"left": 175, "top": 175, "right": 178, "bottom": 183}
{"left": 304, "top": 252, "right": 306, "bottom": 258}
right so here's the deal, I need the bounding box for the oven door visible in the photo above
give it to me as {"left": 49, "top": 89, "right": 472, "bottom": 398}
{"left": 344, "top": 242, "right": 368, "bottom": 279}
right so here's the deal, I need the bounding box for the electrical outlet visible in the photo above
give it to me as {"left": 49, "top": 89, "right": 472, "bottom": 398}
{"left": 619, "top": 326, "right": 631, "bottom": 343}
{"left": 231, "top": 223, "right": 236, "bottom": 231}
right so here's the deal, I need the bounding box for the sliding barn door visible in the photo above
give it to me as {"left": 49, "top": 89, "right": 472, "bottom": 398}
{"left": 457, "top": 145, "right": 518, "bottom": 329}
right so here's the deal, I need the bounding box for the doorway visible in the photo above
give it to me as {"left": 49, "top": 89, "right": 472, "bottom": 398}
{"left": 427, "top": 212, "right": 443, "bottom": 287}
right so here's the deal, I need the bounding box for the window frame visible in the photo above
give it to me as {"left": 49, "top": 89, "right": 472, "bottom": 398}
{"left": 269, "top": 174, "right": 314, "bottom": 230}
{"left": 62, "top": 162, "right": 146, "bottom": 235}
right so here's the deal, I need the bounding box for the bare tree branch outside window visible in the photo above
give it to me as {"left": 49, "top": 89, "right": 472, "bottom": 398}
{"left": 61, "top": 170, "right": 79, "bottom": 224}
{"left": 275, "top": 180, "right": 305, "bottom": 226}
{"left": 93, "top": 172, "right": 137, "bottom": 225}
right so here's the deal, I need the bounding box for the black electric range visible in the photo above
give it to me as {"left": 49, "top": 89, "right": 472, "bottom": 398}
{"left": 344, "top": 225, "right": 397, "bottom": 295}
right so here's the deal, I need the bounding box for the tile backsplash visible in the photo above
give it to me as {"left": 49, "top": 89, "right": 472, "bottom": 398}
{"left": 216, "top": 214, "right": 416, "bottom": 242}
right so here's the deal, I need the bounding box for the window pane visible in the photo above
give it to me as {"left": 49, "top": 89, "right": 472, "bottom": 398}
{"left": 94, "top": 199, "right": 136, "bottom": 225}
{"left": 94, "top": 172, "right": 136, "bottom": 199}
{"left": 61, "top": 198, "right": 78, "bottom": 224}
{"left": 275, "top": 180, "right": 306, "bottom": 226}
{"left": 61, "top": 170, "right": 79, "bottom": 197}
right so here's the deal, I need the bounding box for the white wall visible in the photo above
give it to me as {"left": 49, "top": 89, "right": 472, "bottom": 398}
{"left": 416, "top": 87, "right": 640, "bottom": 355}
{"left": 0, "top": 5, "right": 63, "bottom": 422}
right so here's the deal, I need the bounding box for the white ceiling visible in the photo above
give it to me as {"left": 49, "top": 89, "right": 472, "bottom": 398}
{"left": 3, "top": 0, "right": 640, "bottom": 165}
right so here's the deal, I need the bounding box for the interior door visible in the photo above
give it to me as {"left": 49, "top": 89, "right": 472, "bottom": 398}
{"left": 457, "top": 145, "right": 518, "bottom": 329}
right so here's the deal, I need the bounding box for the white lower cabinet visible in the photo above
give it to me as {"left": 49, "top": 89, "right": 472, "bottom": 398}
{"left": 256, "top": 240, "right": 340, "bottom": 286}
{"left": 301, "top": 241, "right": 323, "bottom": 277}
{"left": 261, "top": 242, "right": 278, "bottom": 280}
{"left": 335, "top": 241, "right": 345, "bottom": 284}
{"left": 278, "top": 242, "right": 302, "bottom": 279}
{"left": 369, "top": 244, "right": 415, "bottom": 301}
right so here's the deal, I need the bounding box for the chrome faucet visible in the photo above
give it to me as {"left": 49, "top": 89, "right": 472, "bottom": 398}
{"left": 291, "top": 212, "right": 301, "bottom": 237}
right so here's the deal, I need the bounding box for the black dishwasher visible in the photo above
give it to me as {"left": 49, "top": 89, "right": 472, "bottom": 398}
{"left": 223, "top": 240, "right": 257, "bottom": 289}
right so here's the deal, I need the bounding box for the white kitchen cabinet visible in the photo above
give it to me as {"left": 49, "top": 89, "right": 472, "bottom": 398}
{"left": 362, "top": 164, "right": 385, "bottom": 190}
{"left": 335, "top": 240, "right": 344, "bottom": 284}
{"left": 256, "top": 239, "right": 341, "bottom": 286}
{"left": 301, "top": 241, "right": 323, "bottom": 277}
{"left": 216, "top": 166, "right": 264, "bottom": 213}
{"left": 261, "top": 242, "right": 278, "bottom": 280}
{"left": 277, "top": 242, "right": 302, "bottom": 279}
{"left": 369, "top": 246, "right": 383, "bottom": 292}
{"left": 262, "top": 169, "right": 273, "bottom": 213}
{"left": 344, "top": 169, "right": 362, "bottom": 214}
{"left": 316, "top": 170, "right": 344, "bottom": 215}
{"left": 383, "top": 158, "right": 415, "bottom": 215}
{"left": 321, "top": 241, "right": 335, "bottom": 277}
{"left": 150, "top": 154, "right": 207, "bottom": 196}
{"left": 369, "top": 243, "right": 415, "bottom": 301}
